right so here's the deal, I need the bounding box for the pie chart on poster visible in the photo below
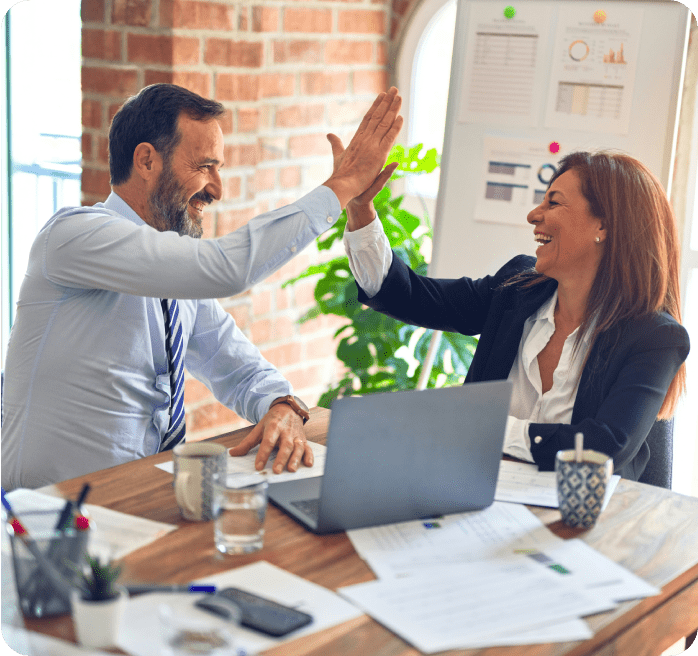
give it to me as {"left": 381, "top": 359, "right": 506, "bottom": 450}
{"left": 569, "top": 40, "right": 590, "bottom": 62}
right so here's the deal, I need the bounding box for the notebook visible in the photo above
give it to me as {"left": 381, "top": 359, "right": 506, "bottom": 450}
{"left": 268, "top": 381, "right": 513, "bottom": 534}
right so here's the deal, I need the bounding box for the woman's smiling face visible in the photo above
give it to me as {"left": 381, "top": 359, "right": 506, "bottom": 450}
{"left": 527, "top": 169, "right": 606, "bottom": 283}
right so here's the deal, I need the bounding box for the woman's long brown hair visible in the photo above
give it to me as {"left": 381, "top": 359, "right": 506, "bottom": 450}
{"left": 511, "top": 150, "right": 686, "bottom": 418}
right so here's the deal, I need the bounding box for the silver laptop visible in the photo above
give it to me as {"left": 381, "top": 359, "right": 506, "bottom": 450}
{"left": 268, "top": 381, "right": 513, "bottom": 534}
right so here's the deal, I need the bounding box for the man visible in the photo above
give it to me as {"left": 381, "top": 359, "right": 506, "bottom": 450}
{"left": 2, "top": 83, "right": 402, "bottom": 490}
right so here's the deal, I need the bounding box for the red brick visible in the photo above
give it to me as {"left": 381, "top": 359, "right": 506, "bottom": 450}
{"left": 252, "top": 168, "right": 276, "bottom": 193}
{"left": 275, "top": 104, "right": 325, "bottom": 128}
{"left": 216, "top": 74, "right": 259, "bottom": 102}
{"left": 216, "top": 207, "right": 256, "bottom": 236}
{"left": 252, "top": 289, "right": 273, "bottom": 316}
{"left": 293, "top": 279, "right": 317, "bottom": 308}
{"left": 183, "top": 377, "right": 211, "bottom": 405}
{"left": 284, "top": 364, "right": 327, "bottom": 391}
{"left": 128, "top": 35, "right": 200, "bottom": 65}
{"left": 81, "top": 0, "right": 105, "bottom": 22}
{"left": 82, "top": 100, "right": 102, "bottom": 129}
{"left": 284, "top": 7, "right": 332, "bottom": 33}
{"left": 276, "top": 287, "right": 291, "bottom": 311}
{"left": 205, "top": 40, "right": 263, "bottom": 67}
{"left": 97, "top": 137, "right": 109, "bottom": 165}
{"left": 338, "top": 9, "right": 386, "bottom": 34}
{"left": 82, "top": 167, "right": 111, "bottom": 197}
{"left": 377, "top": 41, "right": 388, "bottom": 65}
{"left": 83, "top": 29, "right": 122, "bottom": 61}
{"left": 238, "top": 6, "right": 249, "bottom": 31}
{"left": 280, "top": 166, "right": 301, "bottom": 189}
{"left": 325, "top": 40, "right": 373, "bottom": 65}
{"left": 237, "top": 108, "right": 260, "bottom": 133}
{"left": 327, "top": 100, "right": 368, "bottom": 126}
{"left": 252, "top": 6, "right": 279, "bottom": 32}
{"left": 81, "top": 133, "right": 93, "bottom": 162}
{"left": 262, "top": 342, "right": 303, "bottom": 368}
{"left": 300, "top": 72, "right": 348, "bottom": 96}
{"left": 225, "top": 302, "right": 251, "bottom": 330}
{"left": 259, "top": 74, "right": 295, "bottom": 99}
{"left": 218, "top": 109, "right": 234, "bottom": 135}
{"left": 271, "top": 316, "right": 296, "bottom": 341}
{"left": 112, "top": 0, "right": 152, "bottom": 26}
{"left": 224, "top": 176, "right": 242, "bottom": 199}
{"left": 251, "top": 318, "right": 272, "bottom": 344}
{"left": 188, "top": 402, "right": 241, "bottom": 433}
{"left": 82, "top": 67, "right": 138, "bottom": 96}
{"left": 258, "top": 137, "right": 287, "bottom": 161}
{"left": 144, "top": 71, "right": 211, "bottom": 98}
{"left": 162, "top": 0, "right": 235, "bottom": 30}
{"left": 353, "top": 69, "right": 388, "bottom": 94}
{"left": 305, "top": 334, "right": 339, "bottom": 360}
{"left": 288, "top": 133, "right": 333, "bottom": 159}
{"left": 224, "top": 144, "right": 259, "bottom": 168}
{"left": 273, "top": 40, "right": 322, "bottom": 64}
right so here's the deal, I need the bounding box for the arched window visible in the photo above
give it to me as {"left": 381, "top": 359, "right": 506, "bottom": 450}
{"left": 397, "top": 0, "right": 456, "bottom": 209}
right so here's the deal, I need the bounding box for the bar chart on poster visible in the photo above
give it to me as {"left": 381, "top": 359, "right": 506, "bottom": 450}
{"left": 429, "top": 0, "right": 691, "bottom": 280}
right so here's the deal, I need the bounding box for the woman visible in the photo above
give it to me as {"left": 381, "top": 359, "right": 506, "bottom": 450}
{"left": 343, "top": 151, "right": 689, "bottom": 481}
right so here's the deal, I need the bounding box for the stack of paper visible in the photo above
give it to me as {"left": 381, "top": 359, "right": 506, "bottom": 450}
{"left": 341, "top": 502, "right": 658, "bottom": 652}
{"left": 155, "top": 442, "right": 327, "bottom": 488}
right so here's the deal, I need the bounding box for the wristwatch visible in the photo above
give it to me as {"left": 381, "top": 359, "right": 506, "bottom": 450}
{"left": 269, "top": 395, "right": 310, "bottom": 424}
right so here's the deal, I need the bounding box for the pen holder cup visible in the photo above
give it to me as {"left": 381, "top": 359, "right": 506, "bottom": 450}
{"left": 555, "top": 450, "right": 613, "bottom": 529}
{"left": 8, "top": 510, "right": 90, "bottom": 618}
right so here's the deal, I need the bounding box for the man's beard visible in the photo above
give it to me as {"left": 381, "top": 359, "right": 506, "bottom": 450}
{"left": 147, "top": 160, "right": 213, "bottom": 238}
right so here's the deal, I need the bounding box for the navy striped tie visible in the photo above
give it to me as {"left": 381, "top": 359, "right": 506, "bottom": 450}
{"left": 160, "top": 298, "right": 186, "bottom": 451}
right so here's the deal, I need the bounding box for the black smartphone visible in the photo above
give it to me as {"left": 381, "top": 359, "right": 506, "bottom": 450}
{"left": 195, "top": 587, "right": 313, "bottom": 637}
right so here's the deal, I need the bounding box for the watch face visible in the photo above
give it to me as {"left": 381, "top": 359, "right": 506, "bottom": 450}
{"left": 293, "top": 396, "right": 309, "bottom": 412}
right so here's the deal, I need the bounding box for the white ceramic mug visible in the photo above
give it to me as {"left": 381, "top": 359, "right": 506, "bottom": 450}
{"left": 172, "top": 443, "right": 227, "bottom": 521}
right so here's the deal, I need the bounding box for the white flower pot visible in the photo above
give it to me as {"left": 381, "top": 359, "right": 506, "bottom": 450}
{"left": 70, "top": 586, "right": 128, "bottom": 648}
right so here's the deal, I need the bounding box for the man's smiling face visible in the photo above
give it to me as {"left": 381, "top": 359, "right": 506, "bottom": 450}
{"left": 147, "top": 114, "right": 224, "bottom": 238}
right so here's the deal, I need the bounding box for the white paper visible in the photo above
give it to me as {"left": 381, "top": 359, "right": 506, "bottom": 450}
{"left": 117, "top": 561, "right": 363, "bottom": 656}
{"left": 458, "top": 2, "right": 552, "bottom": 128}
{"left": 514, "top": 538, "right": 659, "bottom": 603}
{"left": 2, "top": 624, "right": 115, "bottom": 655}
{"left": 474, "top": 136, "right": 588, "bottom": 227}
{"left": 495, "top": 460, "right": 620, "bottom": 509}
{"left": 155, "top": 442, "right": 326, "bottom": 488}
{"left": 339, "top": 557, "right": 615, "bottom": 653}
{"left": 6, "top": 488, "right": 177, "bottom": 562}
{"left": 347, "top": 502, "right": 560, "bottom": 579}
{"left": 544, "top": 2, "right": 643, "bottom": 134}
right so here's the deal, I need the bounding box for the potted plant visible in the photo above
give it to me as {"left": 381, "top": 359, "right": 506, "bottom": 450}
{"left": 70, "top": 554, "right": 128, "bottom": 648}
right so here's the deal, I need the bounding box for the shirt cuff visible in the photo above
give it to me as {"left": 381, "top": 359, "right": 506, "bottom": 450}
{"left": 502, "top": 415, "right": 535, "bottom": 463}
{"left": 295, "top": 186, "right": 342, "bottom": 235}
{"left": 343, "top": 217, "right": 393, "bottom": 298}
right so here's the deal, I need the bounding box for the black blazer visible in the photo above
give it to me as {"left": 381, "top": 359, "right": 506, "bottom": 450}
{"left": 357, "top": 254, "right": 690, "bottom": 480}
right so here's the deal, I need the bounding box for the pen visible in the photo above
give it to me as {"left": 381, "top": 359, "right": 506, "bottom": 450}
{"left": 126, "top": 584, "right": 217, "bottom": 595}
{"left": 0, "top": 493, "right": 74, "bottom": 598}
{"left": 74, "top": 483, "right": 91, "bottom": 513}
{"left": 54, "top": 499, "right": 75, "bottom": 531}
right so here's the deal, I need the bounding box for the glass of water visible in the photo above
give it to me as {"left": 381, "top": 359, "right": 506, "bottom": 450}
{"left": 212, "top": 473, "right": 268, "bottom": 555}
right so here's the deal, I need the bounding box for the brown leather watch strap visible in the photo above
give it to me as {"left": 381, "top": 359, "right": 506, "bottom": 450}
{"left": 269, "top": 394, "right": 310, "bottom": 424}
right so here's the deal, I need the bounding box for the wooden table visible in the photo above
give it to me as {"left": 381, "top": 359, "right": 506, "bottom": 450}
{"left": 23, "top": 407, "right": 698, "bottom": 656}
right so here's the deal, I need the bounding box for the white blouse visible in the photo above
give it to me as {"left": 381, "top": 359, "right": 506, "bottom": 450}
{"left": 344, "top": 219, "right": 592, "bottom": 462}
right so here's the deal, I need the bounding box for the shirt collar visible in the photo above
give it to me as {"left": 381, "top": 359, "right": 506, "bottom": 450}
{"left": 527, "top": 288, "right": 597, "bottom": 345}
{"left": 102, "top": 192, "right": 147, "bottom": 227}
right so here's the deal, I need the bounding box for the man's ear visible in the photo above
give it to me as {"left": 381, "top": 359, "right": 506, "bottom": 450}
{"left": 132, "top": 142, "right": 162, "bottom": 182}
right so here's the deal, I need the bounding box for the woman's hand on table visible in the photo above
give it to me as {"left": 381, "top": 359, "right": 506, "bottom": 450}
{"left": 227, "top": 404, "right": 314, "bottom": 473}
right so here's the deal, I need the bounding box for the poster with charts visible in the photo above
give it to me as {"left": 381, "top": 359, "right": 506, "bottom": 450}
{"left": 544, "top": 3, "right": 643, "bottom": 135}
{"left": 458, "top": 2, "right": 552, "bottom": 128}
{"left": 474, "top": 135, "right": 585, "bottom": 227}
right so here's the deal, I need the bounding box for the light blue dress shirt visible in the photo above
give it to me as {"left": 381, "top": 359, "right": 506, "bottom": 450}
{"left": 2, "top": 187, "right": 340, "bottom": 490}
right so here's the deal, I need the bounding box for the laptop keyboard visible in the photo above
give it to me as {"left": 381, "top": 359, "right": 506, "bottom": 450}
{"left": 290, "top": 498, "right": 320, "bottom": 520}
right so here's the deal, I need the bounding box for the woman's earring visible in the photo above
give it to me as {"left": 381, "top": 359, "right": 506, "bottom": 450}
{"left": 595, "top": 236, "right": 601, "bottom": 243}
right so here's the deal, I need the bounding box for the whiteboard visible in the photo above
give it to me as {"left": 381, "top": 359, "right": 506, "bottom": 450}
{"left": 429, "top": 0, "right": 691, "bottom": 280}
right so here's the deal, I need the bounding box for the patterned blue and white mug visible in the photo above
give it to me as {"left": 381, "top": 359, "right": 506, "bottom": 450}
{"left": 555, "top": 449, "right": 613, "bottom": 528}
{"left": 173, "top": 443, "right": 227, "bottom": 521}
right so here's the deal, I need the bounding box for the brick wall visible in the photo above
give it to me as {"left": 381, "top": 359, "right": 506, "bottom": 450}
{"left": 80, "top": 0, "right": 396, "bottom": 440}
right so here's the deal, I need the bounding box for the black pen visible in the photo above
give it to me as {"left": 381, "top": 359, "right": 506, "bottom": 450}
{"left": 127, "top": 584, "right": 217, "bottom": 595}
{"left": 74, "top": 483, "right": 91, "bottom": 514}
